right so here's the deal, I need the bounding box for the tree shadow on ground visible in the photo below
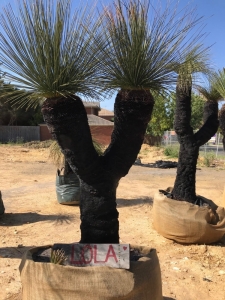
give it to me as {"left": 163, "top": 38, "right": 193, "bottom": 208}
{"left": 117, "top": 196, "right": 153, "bottom": 207}
{"left": 0, "top": 212, "right": 74, "bottom": 226}
{"left": 163, "top": 297, "right": 175, "bottom": 300}
{"left": 0, "top": 245, "right": 37, "bottom": 259}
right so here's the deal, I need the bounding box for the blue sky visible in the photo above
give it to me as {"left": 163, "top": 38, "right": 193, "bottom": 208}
{"left": 0, "top": 0, "right": 224, "bottom": 110}
{"left": 177, "top": 0, "right": 225, "bottom": 69}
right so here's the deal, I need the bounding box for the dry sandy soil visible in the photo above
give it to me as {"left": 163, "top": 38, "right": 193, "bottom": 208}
{"left": 0, "top": 143, "right": 225, "bottom": 300}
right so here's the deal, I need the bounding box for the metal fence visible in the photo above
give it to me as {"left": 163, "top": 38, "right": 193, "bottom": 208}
{"left": 0, "top": 126, "right": 40, "bottom": 143}
{"left": 162, "top": 131, "right": 224, "bottom": 157}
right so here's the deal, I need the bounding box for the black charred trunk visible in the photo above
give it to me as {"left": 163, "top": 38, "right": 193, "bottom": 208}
{"left": 219, "top": 104, "right": 225, "bottom": 150}
{"left": 173, "top": 136, "right": 199, "bottom": 202}
{"left": 63, "top": 158, "right": 73, "bottom": 175}
{"left": 41, "top": 91, "right": 153, "bottom": 243}
{"left": 173, "top": 86, "right": 219, "bottom": 203}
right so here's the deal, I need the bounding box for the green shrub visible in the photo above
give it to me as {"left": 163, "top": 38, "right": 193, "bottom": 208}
{"left": 16, "top": 137, "right": 24, "bottom": 144}
{"left": 50, "top": 248, "right": 67, "bottom": 265}
{"left": 202, "top": 151, "right": 216, "bottom": 167}
{"left": 163, "top": 145, "right": 180, "bottom": 158}
{"left": 7, "top": 137, "right": 24, "bottom": 145}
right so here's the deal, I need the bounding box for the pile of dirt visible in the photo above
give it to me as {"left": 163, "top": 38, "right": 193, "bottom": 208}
{"left": 138, "top": 144, "right": 172, "bottom": 163}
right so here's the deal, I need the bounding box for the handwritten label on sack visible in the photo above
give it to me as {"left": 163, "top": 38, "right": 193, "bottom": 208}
{"left": 53, "top": 243, "right": 130, "bottom": 269}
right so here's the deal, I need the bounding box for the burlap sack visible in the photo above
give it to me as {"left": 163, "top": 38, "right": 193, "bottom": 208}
{"left": 19, "top": 245, "right": 162, "bottom": 300}
{"left": 153, "top": 192, "right": 225, "bottom": 244}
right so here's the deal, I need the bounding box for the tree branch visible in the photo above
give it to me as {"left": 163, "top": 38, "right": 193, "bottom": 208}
{"left": 103, "top": 89, "right": 154, "bottom": 179}
{"left": 194, "top": 100, "right": 219, "bottom": 147}
{"left": 41, "top": 96, "right": 100, "bottom": 184}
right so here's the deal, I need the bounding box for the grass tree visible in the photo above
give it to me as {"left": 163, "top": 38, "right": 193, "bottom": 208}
{"left": 213, "top": 69, "right": 225, "bottom": 150}
{"left": 172, "top": 48, "right": 221, "bottom": 203}
{"left": 0, "top": 0, "right": 206, "bottom": 243}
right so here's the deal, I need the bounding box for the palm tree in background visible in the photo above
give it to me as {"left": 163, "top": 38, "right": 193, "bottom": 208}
{"left": 0, "top": 0, "right": 208, "bottom": 243}
{"left": 171, "top": 49, "right": 220, "bottom": 203}
{"left": 213, "top": 69, "right": 225, "bottom": 150}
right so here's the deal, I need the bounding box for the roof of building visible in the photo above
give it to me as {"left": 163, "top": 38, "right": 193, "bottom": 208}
{"left": 87, "top": 115, "right": 114, "bottom": 126}
{"left": 99, "top": 108, "right": 114, "bottom": 116}
{"left": 83, "top": 101, "right": 100, "bottom": 109}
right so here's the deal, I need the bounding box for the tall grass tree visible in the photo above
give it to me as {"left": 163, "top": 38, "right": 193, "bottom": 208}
{"left": 0, "top": 0, "right": 111, "bottom": 242}
{"left": 0, "top": 0, "right": 208, "bottom": 242}
{"left": 172, "top": 48, "right": 220, "bottom": 203}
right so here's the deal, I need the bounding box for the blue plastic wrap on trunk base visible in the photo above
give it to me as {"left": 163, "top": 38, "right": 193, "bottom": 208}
{"left": 56, "top": 169, "right": 80, "bottom": 205}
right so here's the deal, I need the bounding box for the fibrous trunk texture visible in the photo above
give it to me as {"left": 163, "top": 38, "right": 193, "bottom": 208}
{"left": 63, "top": 158, "right": 73, "bottom": 175}
{"left": 173, "top": 86, "right": 219, "bottom": 203}
{"left": 219, "top": 104, "right": 225, "bottom": 150}
{"left": 42, "top": 90, "right": 153, "bottom": 243}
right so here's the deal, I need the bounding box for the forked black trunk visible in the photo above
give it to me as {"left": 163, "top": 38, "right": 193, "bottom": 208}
{"left": 42, "top": 90, "right": 153, "bottom": 243}
{"left": 173, "top": 86, "right": 219, "bottom": 203}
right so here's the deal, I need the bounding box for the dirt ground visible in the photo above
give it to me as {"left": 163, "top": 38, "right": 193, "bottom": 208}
{"left": 0, "top": 143, "right": 225, "bottom": 300}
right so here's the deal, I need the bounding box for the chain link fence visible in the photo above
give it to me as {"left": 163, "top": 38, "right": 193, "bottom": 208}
{"left": 162, "top": 131, "right": 224, "bottom": 157}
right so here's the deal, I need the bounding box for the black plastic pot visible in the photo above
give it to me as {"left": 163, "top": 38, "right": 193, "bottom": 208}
{"left": 56, "top": 169, "right": 80, "bottom": 205}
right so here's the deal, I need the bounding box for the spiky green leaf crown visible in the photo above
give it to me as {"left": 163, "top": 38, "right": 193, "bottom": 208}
{"left": 173, "top": 45, "right": 212, "bottom": 92}
{"left": 0, "top": 0, "right": 103, "bottom": 108}
{"left": 212, "top": 69, "right": 225, "bottom": 99}
{"left": 0, "top": 0, "right": 211, "bottom": 108}
{"left": 195, "top": 84, "right": 222, "bottom": 102}
{"left": 95, "top": 0, "right": 209, "bottom": 92}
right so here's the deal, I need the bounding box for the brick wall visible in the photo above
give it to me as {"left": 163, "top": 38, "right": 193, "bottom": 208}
{"left": 90, "top": 126, "right": 113, "bottom": 145}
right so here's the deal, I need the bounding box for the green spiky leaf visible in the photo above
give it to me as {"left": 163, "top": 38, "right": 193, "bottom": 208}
{"left": 95, "top": 0, "right": 208, "bottom": 92}
{"left": 195, "top": 84, "right": 222, "bottom": 102}
{"left": 212, "top": 69, "right": 225, "bottom": 99}
{"left": 0, "top": 0, "right": 104, "bottom": 108}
